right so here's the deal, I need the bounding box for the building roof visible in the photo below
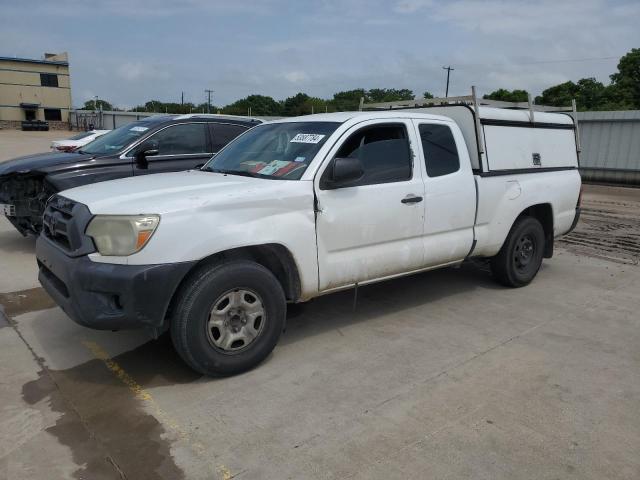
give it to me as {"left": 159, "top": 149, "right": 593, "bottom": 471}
{"left": 0, "top": 56, "right": 69, "bottom": 66}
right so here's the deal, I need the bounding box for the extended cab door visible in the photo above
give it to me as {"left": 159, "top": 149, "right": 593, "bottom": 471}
{"left": 133, "top": 122, "right": 213, "bottom": 174}
{"left": 315, "top": 120, "right": 425, "bottom": 291}
{"left": 412, "top": 120, "right": 476, "bottom": 266}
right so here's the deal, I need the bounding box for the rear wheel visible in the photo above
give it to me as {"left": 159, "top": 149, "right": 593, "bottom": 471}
{"left": 170, "top": 260, "right": 286, "bottom": 376}
{"left": 490, "top": 216, "right": 545, "bottom": 287}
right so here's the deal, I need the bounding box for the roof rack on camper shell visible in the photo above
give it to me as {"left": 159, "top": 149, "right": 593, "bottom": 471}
{"left": 359, "top": 86, "right": 581, "bottom": 154}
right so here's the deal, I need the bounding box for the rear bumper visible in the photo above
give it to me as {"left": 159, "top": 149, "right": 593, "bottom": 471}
{"left": 36, "top": 235, "right": 195, "bottom": 330}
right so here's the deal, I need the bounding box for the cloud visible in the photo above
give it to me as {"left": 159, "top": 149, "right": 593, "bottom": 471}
{"left": 115, "top": 62, "right": 170, "bottom": 82}
{"left": 283, "top": 71, "right": 309, "bottom": 83}
{"left": 394, "top": 0, "right": 434, "bottom": 13}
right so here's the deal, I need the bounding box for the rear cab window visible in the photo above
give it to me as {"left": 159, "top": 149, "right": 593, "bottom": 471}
{"left": 418, "top": 123, "right": 460, "bottom": 177}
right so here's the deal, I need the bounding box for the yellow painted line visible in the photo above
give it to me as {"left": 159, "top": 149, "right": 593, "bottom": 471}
{"left": 82, "top": 340, "right": 232, "bottom": 479}
{"left": 218, "top": 465, "right": 233, "bottom": 480}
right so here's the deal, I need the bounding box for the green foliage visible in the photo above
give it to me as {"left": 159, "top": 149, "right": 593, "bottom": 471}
{"left": 422, "top": 91, "right": 434, "bottom": 99}
{"left": 222, "top": 95, "right": 283, "bottom": 116}
{"left": 282, "top": 92, "right": 311, "bottom": 116}
{"left": 328, "top": 88, "right": 414, "bottom": 111}
{"left": 83, "top": 99, "right": 113, "bottom": 111}
{"left": 484, "top": 89, "right": 529, "bottom": 103}
{"left": 331, "top": 89, "right": 367, "bottom": 111}
{"left": 367, "top": 88, "right": 414, "bottom": 102}
{"left": 131, "top": 101, "right": 218, "bottom": 114}
{"left": 610, "top": 48, "right": 640, "bottom": 108}
{"left": 534, "top": 78, "right": 626, "bottom": 111}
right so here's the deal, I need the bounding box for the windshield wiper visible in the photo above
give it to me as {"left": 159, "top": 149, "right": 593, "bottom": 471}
{"left": 206, "top": 168, "right": 272, "bottom": 179}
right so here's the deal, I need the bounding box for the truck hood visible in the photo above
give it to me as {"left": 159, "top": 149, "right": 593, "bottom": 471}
{"left": 61, "top": 170, "right": 310, "bottom": 215}
{"left": 0, "top": 151, "right": 96, "bottom": 176}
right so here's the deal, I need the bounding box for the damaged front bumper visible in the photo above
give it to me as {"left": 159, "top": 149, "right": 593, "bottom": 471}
{"left": 37, "top": 234, "right": 195, "bottom": 330}
{"left": 0, "top": 173, "right": 54, "bottom": 235}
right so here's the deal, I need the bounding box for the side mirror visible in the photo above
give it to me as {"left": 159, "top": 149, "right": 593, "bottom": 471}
{"left": 323, "top": 157, "right": 364, "bottom": 189}
{"left": 135, "top": 140, "right": 159, "bottom": 168}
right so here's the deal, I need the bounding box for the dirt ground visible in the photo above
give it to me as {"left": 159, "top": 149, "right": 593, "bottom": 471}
{"left": 0, "top": 129, "right": 639, "bottom": 479}
{"left": 559, "top": 185, "right": 640, "bottom": 265}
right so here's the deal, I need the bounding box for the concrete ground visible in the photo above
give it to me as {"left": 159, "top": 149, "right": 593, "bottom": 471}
{"left": 0, "top": 131, "right": 639, "bottom": 479}
{"left": 0, "top": 129, "right": 75, "bottom": 161}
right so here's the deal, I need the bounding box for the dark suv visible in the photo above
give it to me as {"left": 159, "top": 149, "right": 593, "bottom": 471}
{"left": 0, "top": 114, "right": 261, "bottom": 235}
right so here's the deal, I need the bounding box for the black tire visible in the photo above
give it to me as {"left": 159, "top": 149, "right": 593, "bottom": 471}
{"left": 490, "top": 216, "right": 545, "bottom": 288}
{"left": 170, "top": 260, "right": 286, "bottom": 376}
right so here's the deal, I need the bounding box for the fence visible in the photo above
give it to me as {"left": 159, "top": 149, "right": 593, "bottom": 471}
{"left": 69, "top": 110, "right": 156, "bottom": 130}
{"left": 573, "top": 110, "right": 640, "bottom": 185}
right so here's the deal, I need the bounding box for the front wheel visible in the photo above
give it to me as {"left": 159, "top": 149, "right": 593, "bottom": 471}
{"left": 170, "top": 260, "right": 286, "bottom": 376}
{"left": 490, "top": 216, "right": 545, "bottom": 287}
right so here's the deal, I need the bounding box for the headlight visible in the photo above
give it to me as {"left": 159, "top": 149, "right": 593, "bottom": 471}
{"left": 86, "top": 215, "right": 160, "bottom": 256}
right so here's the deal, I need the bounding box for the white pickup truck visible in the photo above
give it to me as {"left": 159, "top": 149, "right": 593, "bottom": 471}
{"left": 36, "top": 101, "right": 581, "bottom": 376}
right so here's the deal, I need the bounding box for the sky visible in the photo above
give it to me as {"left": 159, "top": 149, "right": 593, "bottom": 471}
{"left": 1, "top": 0, "right": 638, "bottom": 109}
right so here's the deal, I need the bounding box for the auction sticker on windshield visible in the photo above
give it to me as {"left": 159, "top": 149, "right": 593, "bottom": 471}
{"left": 290, "top": 133, "right": 325, "bottom": 144}
{"left": 130, "top": 126, "right": 149, "bottom": 132}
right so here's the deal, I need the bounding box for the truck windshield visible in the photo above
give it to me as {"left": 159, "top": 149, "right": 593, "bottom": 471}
{"left": 80, "top": 122, "right": 151, "bottom": 155}
{"left": 203, "top": 121, "right": 340, "bottom": 180}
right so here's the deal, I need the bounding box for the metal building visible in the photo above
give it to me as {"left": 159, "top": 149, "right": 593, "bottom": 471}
{"left": 576, "top": 110, "right": 640, "bottom": 185}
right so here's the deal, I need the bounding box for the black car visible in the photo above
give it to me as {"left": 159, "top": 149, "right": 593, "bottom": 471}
{"left": 0, "top": 114, "right": 261, "bottom": 235}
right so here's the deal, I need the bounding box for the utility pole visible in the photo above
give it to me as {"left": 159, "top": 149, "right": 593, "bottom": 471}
{"left": 204, "top": 89, "right": 214, "bottom": 114}
{"left": 181, "top": 91, "right": 184, "bottom": 105}
{"left": 442, "top": 65, "right": 454, "bottom": 97}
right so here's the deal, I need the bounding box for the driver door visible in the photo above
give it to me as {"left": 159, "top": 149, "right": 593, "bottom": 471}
{"left": 314, "top": 120, "right": 425, "bottom": 291}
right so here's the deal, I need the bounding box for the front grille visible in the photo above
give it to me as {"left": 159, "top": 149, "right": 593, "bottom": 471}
{"left": 42, "top": 195, "right": 95, "bottom": 256}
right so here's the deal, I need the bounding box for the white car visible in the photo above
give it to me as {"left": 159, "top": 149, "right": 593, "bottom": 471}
{"left": 50, "top": 130, "right": 110, "bottom": 152}
{"left": 36, "top": 103, "right": 581, "bottom": 376}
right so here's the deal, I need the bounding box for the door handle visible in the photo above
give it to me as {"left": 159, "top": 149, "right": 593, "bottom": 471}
{"left": 401, "top": 195, "right": 423, "bottom": 204}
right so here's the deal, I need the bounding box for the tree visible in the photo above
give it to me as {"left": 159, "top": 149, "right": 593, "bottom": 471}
{"left": 222, "top": 95, "right": 283, "bottom": 116}
{"left": 282, "top": 93, "right": 312, "bottom": 116}
{"left": 331, "top": 89, "right": 367, "bottom": 111}
{"left": 535, "top": 78, "right": 618, "bottom": 111}
{"left": 574, "top": 78, "right": 609, "bottom": 110}
{"left": 367, "top": 88, "right": 414, "bottom": 102}
{"left": 484, "top": 89, "right": 529, "bottom": 103}
{"left": 535, "top": 82, "right": 579, "bottom": 107}
{"left": 422, "top": 91, "right": 434, "bottom": 99}
{"left": 83, "top": 98, "right": 113, "bottom": 111}
{"left": 130, "top": 101, "right": 205, "bottom": 114}
{"left": 610, "top": 48, "right": 640, "bottom": 108}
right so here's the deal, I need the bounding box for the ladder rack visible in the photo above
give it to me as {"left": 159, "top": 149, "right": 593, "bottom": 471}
{"left": 359, "top": 86, "right": 580, "bottom": 152}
